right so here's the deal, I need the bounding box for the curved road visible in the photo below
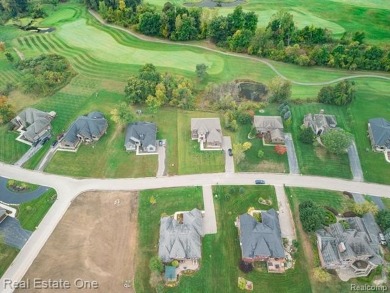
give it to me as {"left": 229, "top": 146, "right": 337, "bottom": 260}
{"left": 1, "top": 161, "right": 390, "bottom": 292}
{"left": 89, "top": 10, "right": 390, "bottom": 86}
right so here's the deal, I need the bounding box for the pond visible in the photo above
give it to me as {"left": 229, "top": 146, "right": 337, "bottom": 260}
{"left": 237, "top": 81, "right": 268, "bottom": 101}
{"left": 184, "top": 0, "right": 246, "bottom": 8}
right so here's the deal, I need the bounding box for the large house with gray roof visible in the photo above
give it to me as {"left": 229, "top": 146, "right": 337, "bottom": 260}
{"left": 191, "top": 118, "right": 223, "bottom": 150}
{"left": 316, "top": 214, "right": 383, "bottom": 280}
{"left": 236, "top": 209, "right": 286, "bottom": 273}
{"left": 124, "top": 122, "right": 157, "bottom": 154}
{"left": 58, "top": 111, "right": 108, "bottom": 151}
{"left": 253, "top": 116, "right": 285, "bottom": 144}
{"left": 368, "top": 118, "right": 390, "bottom": 152}
{"left": 158, "top": 208, "right": 204, "bottom": 263}
{"left": 11, "top": 108, "right": 56, "bottom": 145}
{"left": 304, "top": 110, "right": 337, "bottom": 136}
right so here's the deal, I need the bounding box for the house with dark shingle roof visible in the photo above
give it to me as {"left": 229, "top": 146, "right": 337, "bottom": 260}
{"left": 253, "top": 116, "right": 285, "bottom": 144}
{"left": 236, "top": 209, "right": 286, "bottom": 273}
{"left": 191, "top": 118, "right": 223, "bottom": 150}
{"left": 316, "top": 214, "right": 383, "bottom": 281}
{"left": 158, "top": 208, "right": 204, "bottom": 263}
{"left": 11, "top": 108, "right": 56, "bottom": 145}
{"left": 368, "top": 118, "right": 390, "bottom": 152}
{"left": 58, "top": 111, "right": 108, "bottom": 151}
{"left": 304, "top": 110, "right": 337, "bottom": 136}
{"left": 124, "top": 122, "right": 157, "bottom": 154}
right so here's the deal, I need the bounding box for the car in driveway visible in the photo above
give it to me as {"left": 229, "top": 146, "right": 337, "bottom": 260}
{"left": 227, "top": 148, "right": 233, "bottom": 156}
{"left": 255, "top": 179, "right": 266, "bottom": 184}
{"left": 51, "top": 140, "right": 58, "bottom": 148}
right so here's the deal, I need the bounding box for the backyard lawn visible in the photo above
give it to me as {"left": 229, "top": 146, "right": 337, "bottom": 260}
{"left": 291, "top": 103, "right": 352, "bottom": 179}
{"left": 135, "top": 187, "right": 204, "bottom": 293}
{"left": 17, "top": 189, "right": 57, "bottom": 231}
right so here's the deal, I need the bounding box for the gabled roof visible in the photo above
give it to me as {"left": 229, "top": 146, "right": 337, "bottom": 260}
{"left": 191, "top": 118, "right": 223, "bottom": 144}
{"left": 158, "top": 209, "right": 204, "bottom": 263}
{"left": 369, "top": 118, "right": 390, "bottom": 148}
{"left": 12, "top": 108, "right": 53, "bottom": 142}
{"left": 62, "top": 111, "right": 108, "bottom": 144}
{"left": 239, "top": 209, "right": 285, "bottom": 259}
{"left": 125, "top": 122, "right": 156, "bottom": 149}
{"left": 253, "top": 116, "right": 283, "bottom": 131}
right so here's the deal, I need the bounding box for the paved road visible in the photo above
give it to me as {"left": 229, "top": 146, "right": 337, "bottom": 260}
{"left": 348, "top": 141, "right": 364, "bottom": 182}
{"left": 89, "top": 10, "right": 390, "bottom": 86}
{"left": 156, "top": 140, "right": 166, "bottom": 177}
{"left": 202, "top": 185, "right": 217, "bottom": 234}
{"left": 284, "top": 133, "right": 300, "bottom": 175}
{"left": 0, "top": 217, "right": 32, "bottom": 249}
{"left": 1, "top": 162, "right": 390, "bottom": 292}
{"left": 275, "top": 185, "right": 296, "bottom": 242}
{"left": 223, "top": 136, "right": 234, "bottom": 173}
{"left": 0, "top": 177, "right": 49, "bottom": 204}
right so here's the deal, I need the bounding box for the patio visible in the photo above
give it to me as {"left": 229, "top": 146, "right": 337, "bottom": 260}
{"left": 177, "top": 259, "right": 199, "bottom": 274}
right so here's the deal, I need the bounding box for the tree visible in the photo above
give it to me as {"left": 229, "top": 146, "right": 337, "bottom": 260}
{"left": 195, "top": 63, "right": 208, "bottom": 80}
{"left": 208, "top": 16, "right": 229, "bottom": 44}
{"left": 352, "top": 202, "right": 378, "bottom": 216}
{"left": 232, "top": 143, "right": 246, "bottom": 164}
{"left": 146, "top": 94, "right": 162, "bottom": 113}
{"left": 149, "top": 256, "right": 164, "bottom": 273}
{"left": 257, "top": 150, "right": 264, "bottom": 159}
{"left": 299, "top": 127, "right": 315, "bottom": 144}
{"left": 268, "top": 76, "right": 291, "bottom": 103}
{"left": 4, "top": 52, "right": 14, "bottom": 62}
{"left": 118, "top": 0, "right": 126, "bottom": 11}
{"left": 313, "top": 267, "right": 332, "bottom": 283}
{"left": 321, "top": 129, "right": 352, "bottom": 154}
{"left": 239, "top": 260, "right": 253, "bottom": 273}
{"left": 376, "top": 210, "right": 390, "bottom": 231}
{"left": 299, "top": 200, "right": 325, "bottom": 232}
{"left": 228, "top": 29, "right": 253, "bottom": 52}
{"left": 138, "top": 12, "right": 161, "bottom": 36}
{"left": 274, "top": 145, "right": 287, "bottom": 155}
{"left": 0, "top": 95, "right": 14, "bottom": 124}
{"left": 110, "top": 102, "right": 135, "bottom": 126}
{"left": 242, "top": 142, "right": 252, "bottom": 151}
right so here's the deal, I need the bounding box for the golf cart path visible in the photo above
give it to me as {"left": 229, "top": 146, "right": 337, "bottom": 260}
{"left": 89, "top": 10, "right": 390, "bottom": 86}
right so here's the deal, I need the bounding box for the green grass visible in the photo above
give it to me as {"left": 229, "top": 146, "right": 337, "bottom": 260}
{"left": 291, "top": 103, "right": 352, "bottom": 179}
{"left": 382, "top": 198, "right": 390, "bottom": 210}
{"left": 0, "top": 127, "right": 30, "bottom": 164}
{"left": 17, "top": 189, "right": 57, "bottom": 231}
{"left": 135, "top": 187, "right": 204, "bottom": 293}
{"left": 0, "top": 243, "right": 19, "bottom": 278}
{"left": 177, "top": 111, "right": 225, "bottom": 174}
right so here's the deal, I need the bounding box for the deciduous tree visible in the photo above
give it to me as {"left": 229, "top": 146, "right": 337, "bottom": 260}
{"left": 321, "top": 128, "right": 352, "bottom": 154}
{"left": 268, "top": 76, "right": 291, "bottom": 103}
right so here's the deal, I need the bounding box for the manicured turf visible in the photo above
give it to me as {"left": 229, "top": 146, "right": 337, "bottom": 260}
{"left": 0, "top": 127, "right": 30, "bottom": 164}
{"left": 135, "top": 187, "right": 204, "bottom": 293}
{"left": 17, "top": 189, "right": 57, "bottom": 231}
{"left": 291, "top": 103, "right": 352, "bottom": 179}
{"left": 177, "top": 111, "right": 225, "bottom": 174}
{"left": 0, "top": 243, "right": 19, "bottom": 278}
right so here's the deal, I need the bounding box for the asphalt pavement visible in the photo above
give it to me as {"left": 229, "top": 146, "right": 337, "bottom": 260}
{"left": 0, "top": 217, "right": 32, "bottom": 249}
{"left": 0, "top": 177, "right": 49, "bottom": 204}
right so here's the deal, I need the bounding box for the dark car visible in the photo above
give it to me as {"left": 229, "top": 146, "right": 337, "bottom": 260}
{"left": 255, "top": 179, "right": 266, "bottom": 184}
{"left": 41, "top": 136, "right": 50, "bottom": 145}
{"left": 32, "top": 139, "right": 41, "bottom": 147}
{"left": 228, "top": 148, "right": 233, "bottom": 156}
{"left": 51, "top": 140, "right": 58, "bottom": 147}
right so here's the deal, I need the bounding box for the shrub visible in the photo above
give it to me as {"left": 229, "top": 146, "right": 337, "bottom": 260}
{"left": 149, "top": 256, "right": 164, "bottom": 273}
{"left": 239, "top": 261, "right": 253, "bottom": 273}
{"left": 313, "top": 267, "right": 332, "bottom": 283}
{"left": 299, "top": 200, "right": 325, "bottom": 232}
{"left": 171, "top": 260, "right": 179, "bottom": 268}
{"left": 323, "top": 209, "right": 337, "bottom": 226}
{"left": 299, "top": 127, "right": 315, "bottom": 144}
{"left": 257, "top": 150, "right": 264, "bottom": 159}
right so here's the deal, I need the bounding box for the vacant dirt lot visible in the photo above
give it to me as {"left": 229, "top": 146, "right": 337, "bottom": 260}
{"left": 16, "top": 191, "right": 138, "bottom": 293}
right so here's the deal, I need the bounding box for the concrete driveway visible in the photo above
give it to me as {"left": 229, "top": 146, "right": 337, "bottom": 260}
{"left": 348, "top": 141, "right": 364, "bottom": 182}
{"left": 223, "top": 136, "right": 234, "bottom": 173}
{"left": 202, "top": 185, "right": 217, "bottom": 234}
{"left": 156, "top": 139, "right": 166, "bottom": 177}
{"left": 284, "top": 133, "right": 300, "bottom": 174}
{"left": 0, "top": 217, "right": 32, "bottom": 249}
{"left": 274, "top": 185, "right": 296, "bottom": 243}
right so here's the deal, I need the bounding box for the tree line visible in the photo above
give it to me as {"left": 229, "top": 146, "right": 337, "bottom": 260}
{"left": 86, "top": 2, "right": 390, "bottom": 72}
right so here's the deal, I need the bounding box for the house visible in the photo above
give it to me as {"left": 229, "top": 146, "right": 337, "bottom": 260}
{"left": 304, "top": 110, "right": 337, "bottom": 135}
{"left": 236, "top": 209, "right": 286, "bottom": 273}
{"left": 368, "top": 118, "right": 390, "bottom": 152}
{"left": 191, "top": 118, "right": 223, "bottom": 150}
{"left": 58, "top": 111, "right": 108, "bottom": 151}
{"left": 158, "top": 208, "right": 204, "bottom": 263}
{"left": 124, "top": 122, "right": 157, "bottom": 154}
{"left": 11, "top": 108, "right": 56, "bottom": 145}
{"left": 316, "top": 214, "right": 383, "bottom": 280}
{"left": 253, "top": 116, "right": 285, "bottom": 144}
{"left": 0, "top": 208, "right": 7, "bottom": 224}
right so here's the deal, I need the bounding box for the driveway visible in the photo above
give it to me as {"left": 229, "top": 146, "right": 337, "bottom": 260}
{"left": 156, "top": 139, "right": 166, "bottom": 177}
{"left": 202, "top": 185, "right": 217, "bottom": 234}
{"left": 347, "top": 141, "right": 364, "bottom": 182}
{"left": 0, "top": 217, "right": 32, "bottom": 249}
{"left": 223, "top": 136, "right": 234, "bottom": 173}
{"left": 284, "top": 133, "right": 300, "bottom": 174}
{"left": 36, "top": 145, "right": 58, "bottom": 171}
{"left": 370, "top": 195, "right": 386, "bottom": 210}
{"left": 14, "top": 144, "right": 43, "bottom": 167}
{"left": 274, "top": 185, "right": 296, "bottom": 242}
{"left": 0, "top": 177, "right": 49, "bottom": 204}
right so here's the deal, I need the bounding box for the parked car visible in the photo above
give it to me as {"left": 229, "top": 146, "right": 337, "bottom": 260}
{"left": 255, "top": 179, "right": 266, "bottom": 185}
{"left": 228, "top": 148, "right": 233, "bottom": 156}
{"left": 51, "top": 140, "right": 58, "bottom": 147}
{"left": 379, "top": 233, "right": 387, "bottom": 245}
{"left": 41, "top": 136, "right": 50, "bottom": 145}
{"left": 32, "top": 139, "right": 41, "bottom": 147}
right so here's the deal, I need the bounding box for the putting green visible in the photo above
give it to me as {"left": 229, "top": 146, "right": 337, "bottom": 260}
{"left": 57, "top": 19, "right": 224, "bottom": 74}
{"left": 40, "top": 7, "right": 79, "bottom": 26}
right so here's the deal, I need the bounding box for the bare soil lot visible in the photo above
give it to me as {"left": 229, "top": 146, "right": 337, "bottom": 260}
{"left": 16, "top": 191, "right": 138, "bottom": 293}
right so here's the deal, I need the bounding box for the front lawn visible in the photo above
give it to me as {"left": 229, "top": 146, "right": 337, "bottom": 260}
{"left": 0, "top": 243, "right": 19, "bottom": 278}
{"left": 135, "top": 187, "right": 204, "bottom": 293}
{"left": 17, "top": 189, "right": 57, "bottom": 231}
{"left": 177, "top": 111, "right": 225, "bottom": 174}
{"left": 291, "top": 103, "right": 352, "bottom": 179}
{"left": 0, "top": 127, "right": 30, "bottom": 164}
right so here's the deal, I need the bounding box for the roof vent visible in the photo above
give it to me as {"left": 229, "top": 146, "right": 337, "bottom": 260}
{"left": 338, "top": 242, "right": 346, "bottom": 252}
